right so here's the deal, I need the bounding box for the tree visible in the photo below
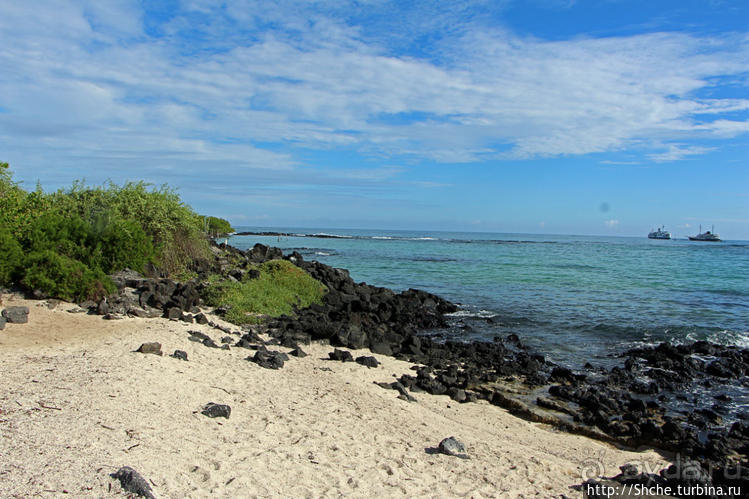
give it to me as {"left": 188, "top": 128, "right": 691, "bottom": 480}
{"left": 205, "top": 216, "right": 234, "bottom": 237}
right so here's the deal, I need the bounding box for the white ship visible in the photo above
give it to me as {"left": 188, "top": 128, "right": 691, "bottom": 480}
{"left": 647, "top": 226, "right": 671, "bottom": 240}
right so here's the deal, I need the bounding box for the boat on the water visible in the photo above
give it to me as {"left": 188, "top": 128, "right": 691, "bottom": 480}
{"left": 688, "top": 225, "right": 721, "bottom": 242}
{"left": 648, "top": 226, "right": 671, "bottom": 240}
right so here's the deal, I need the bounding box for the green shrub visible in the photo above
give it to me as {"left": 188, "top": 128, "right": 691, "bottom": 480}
{"left": 24, "top": 212, "right": 94, "bottom": 263}
{"left": 51, "top": 180, "right": 209, "bottom": 275}
{"left": 21, "top": 250, "right": 115, "bottom": 302}
{"left": 202, "top": 260, "right": 327, "bottom": 324}
{"left": 206, "top": 216, "right": 234, "bottom": 237}
{"left": 0, "top": 227, "right": 23, "bottom": 286}
{"left": 0, "top": 163, "right": 53, "bottom": 240}
{"left": 91, "top": 215, "right": 154, "bottom": 273}
{"left": 1, "top": 162, "right": 215, "bottom": 296}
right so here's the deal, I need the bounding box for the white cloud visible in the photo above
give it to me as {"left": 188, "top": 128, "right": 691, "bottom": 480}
{"left": 604, "top": 219, "right": 620, "bottom": 228}
{"left": 0, "top": 0, "right": 747, "bottom": 187}
{"left": 648, "top": 144, "right": 716, "bottom": 162}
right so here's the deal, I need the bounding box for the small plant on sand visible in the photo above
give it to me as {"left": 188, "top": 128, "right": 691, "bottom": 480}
{"left": 201, "top": 260, "right": 327, "bottom": 325}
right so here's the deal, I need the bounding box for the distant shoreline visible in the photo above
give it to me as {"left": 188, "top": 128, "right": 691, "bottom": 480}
{"left": 235, "top": 231, "right": 352, "bottom": 239}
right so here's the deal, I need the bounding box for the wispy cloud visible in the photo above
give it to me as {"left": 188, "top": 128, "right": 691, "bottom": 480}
{"left": 0, "top": 0, "right": 748, "bottom": 216}
{"left": 648, "top": 144, "right": 717, "bottom": 162}
{"left": 604, "top": 219, "right": 620, "bottom": 228}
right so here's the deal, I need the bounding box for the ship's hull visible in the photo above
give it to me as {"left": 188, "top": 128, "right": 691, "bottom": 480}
{"left": 688, "top": 236, "right": 721, "bottom": 242}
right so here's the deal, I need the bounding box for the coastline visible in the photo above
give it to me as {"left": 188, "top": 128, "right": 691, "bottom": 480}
{"left": 1, "top": 240, "right": 747, "bottom": 497}
{"left": 0, "top": 294, "right": 669, "bottom": 497}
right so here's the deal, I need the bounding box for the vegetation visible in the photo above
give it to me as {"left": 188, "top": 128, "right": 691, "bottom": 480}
{"left": 0, "top": 162, "right": 211, "bottom": 299}
{"left": 21, "top": 250, "right": 115, "bottom": 302}
{"left": 0, "top": 227, "right": 23, "bottom": 286}
{"left": 205, "top": 216, "right": 234, "bottom": 237}
{"left": 0, "top": 161, "right": 325, "bottom": 322}
{"left": 48, "top": 180, "right": 210, "bottom": 275}
{"left": 201, "top": 260, "right": 327, "bottom": 325}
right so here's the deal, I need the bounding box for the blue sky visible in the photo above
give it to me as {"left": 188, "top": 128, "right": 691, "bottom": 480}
{"left": 1, "top": 0, "right": 748, "bottom": 238}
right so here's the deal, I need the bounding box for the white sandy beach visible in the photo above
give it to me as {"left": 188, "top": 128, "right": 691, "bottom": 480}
{"left": 0, "top": 294, "right": 670, "bottom": 498}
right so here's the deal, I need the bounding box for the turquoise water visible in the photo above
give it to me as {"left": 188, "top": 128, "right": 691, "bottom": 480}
{"left": 228, "top": 228, "right": 749, "bottom": 368}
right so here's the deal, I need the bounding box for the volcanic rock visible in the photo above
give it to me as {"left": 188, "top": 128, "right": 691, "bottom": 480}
{"left": 172, "top": 350, "right": 188, "bottom": 361}
{"left": 249, "top": 350, "right": 288, "bottom": 369}
{"left": 2, "top": 306, "right": 29, "bottom": 324}
{"left": 111, "top": 466, "right": 155, "bottom": 498}
{"left": 438, "top": 437, "right": 467, "bottom": 458}
{"left": 135, "top": 342, "right": 162, "bottom": 356}
{"left": 355, "top": 355, "right": 379, "bottom": 368}
{"left": 328, "top": 349, "right": 354, "bottom": 362}
{"left": 201, "top": 402, "right": 231, "bottom": 419}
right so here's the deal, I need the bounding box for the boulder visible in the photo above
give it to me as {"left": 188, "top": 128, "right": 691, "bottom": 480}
{"left": 355, "top": 356, "right": 379, "bottom": 368}
{"left": 172, "top": 350, "right": 188, "bottom": 361}
{"left": 333, "top": 326, "right": 368, "bottom": 349}
{"left": 110, "top": 466, "right": 155, "bottom": 498}
{"left": 78, "top": 300, "right": 97, "bottom": 311}
{"left": 135, "top": 342, "right": 163, "bottom": 356}
{"left": 447, "top": 387, "right": 467, "bottom": 403}
{"left": 438, "top": 437, "right": 467, "bottom": 457}
{"left": 2, "top": 306, "right": 29, "bottom": 324}
{"left": 110, "top": 269, "right": 147, "bottom": 289}
{"left": 249, "top": 350, "right": 288, "bottom": 369}
{"left": 328, "top": 349, "right": 354, "bottom": 362}
{"left": 166, "top": 307, "right": 183, "bottom": 321}
{"left": 201, "top": 402, "right": 231, "bottom": 419}
{"left": 369, "top": 341, "right": 393, "bottom": 356}
{"left": 188, "top": 330, "right": 212, "bottom": 342}
{"left": 289, "top": 347, "right": 307, "bottom": 358}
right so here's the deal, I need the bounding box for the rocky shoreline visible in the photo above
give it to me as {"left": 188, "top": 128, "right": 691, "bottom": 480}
{"left": 60, "top": 241, "right": 748, "bottom": 497}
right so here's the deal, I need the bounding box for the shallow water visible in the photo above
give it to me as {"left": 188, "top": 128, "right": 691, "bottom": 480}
{"left": 229, "top": 228, "right": 749, "bottom": 368}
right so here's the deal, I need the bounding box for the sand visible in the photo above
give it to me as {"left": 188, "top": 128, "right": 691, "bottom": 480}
{"left": 0, "top": 294, "right": 670, "bottom": 498}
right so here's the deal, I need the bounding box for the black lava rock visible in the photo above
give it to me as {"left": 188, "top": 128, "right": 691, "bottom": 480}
{"left": 201, "top": 402, "right": 231, "bottom": 419}
{"left": 355, "top": 355, "right": 380, "bottom": 368}
{"left": 2, "top": 306, "right": 29, "bottom": 324}
{"left": 329, "top": 349, "right": 354, "bottom": 362}
{"left": 289, "top": 347, "right": 307, "bottom": 358}
{"left": 172, "top": 350, "right": 188, "bottom": 361}
{"left": 438, "top": 437, "right": 467, "bottom": 457}
{"left": 111, "top": 466, "right": 155, "bottom": 498}
{"left": 249, "top": 350, "right": 288, "bottom": 369}
{"left": 135, "top": 342, "right": 163, "bottom": 356}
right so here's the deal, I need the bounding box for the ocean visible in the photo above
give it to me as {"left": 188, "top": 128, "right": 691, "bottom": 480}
{"left": 227, "top": 228, "right": 749, "bottom": 370}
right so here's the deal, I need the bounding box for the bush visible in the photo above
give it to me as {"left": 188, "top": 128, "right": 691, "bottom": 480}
{"left": 21, "top": 250, "right": 115, "bottom": 302}
{"left": 0, "top": 227, "right": 23, "bottom": 286}
{"left": 202, "top": 260, "right": 327, "bottom": 324}
{"left": 24, "top": 213, "right": 94, "bottom": 263}
{"left": 0, "top": 161, "right": 218, "bottom": 299}
{"left": 51, "top": 180, "right": 209, "bottom": 275}
{"left": 206, "top": 216, "right": 234, "bottom": 237}
{"left": 90, "top": 215, "right": 155, "bottom": 273}
{"left": 0, "top": 163, "right": 53, "bottom": 240}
